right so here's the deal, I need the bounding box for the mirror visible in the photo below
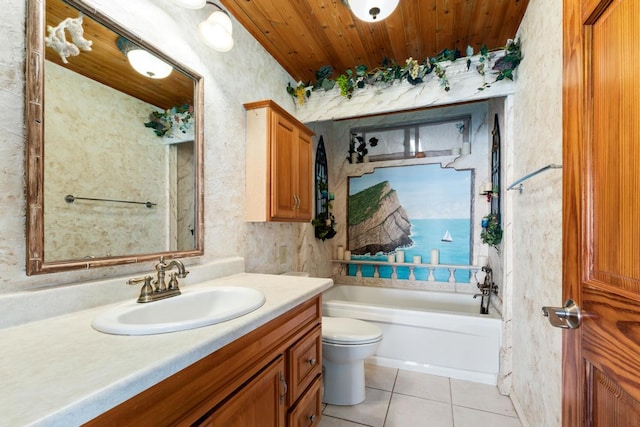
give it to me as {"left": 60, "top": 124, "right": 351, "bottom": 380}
{"left": 25, "top": 0, "right": 204, "bottom": 275}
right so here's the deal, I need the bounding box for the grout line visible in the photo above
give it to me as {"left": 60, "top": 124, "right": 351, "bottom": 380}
{"left": 381, "top": 369, "right": 399, "bottom": 427}
{"left": 449, "top": 378, "right": 456, "bottom": 427}
{"left": 452, "top": 403, "right": 520, "bottom": 419}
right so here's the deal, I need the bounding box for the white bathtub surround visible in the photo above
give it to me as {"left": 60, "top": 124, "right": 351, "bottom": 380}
{"left": 323, "top": 285, "right": 502, "bottom": 385}
{"left": 0, "top": 272, "right": 332, "bottom": 426}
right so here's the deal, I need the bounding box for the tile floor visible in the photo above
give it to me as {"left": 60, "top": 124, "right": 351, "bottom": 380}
{"left": 318, "top": 364, "right": 522, "bottom": 427}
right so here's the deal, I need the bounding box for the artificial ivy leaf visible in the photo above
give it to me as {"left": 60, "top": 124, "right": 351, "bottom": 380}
{"left": 315, "top": 65, "right": 333, "bottom": 80}
{"left": 355, "top": 64, "right": 367, "bottom": 77}
{"left": 369, "top": 137, "right": 379, "bottom": 147}
{"left": 321, "top": 79, "right": 335, "bottom": 91}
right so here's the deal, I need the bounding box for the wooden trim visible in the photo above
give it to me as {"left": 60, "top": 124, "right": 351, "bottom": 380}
{"left": 562, "top": 0, "right": 586, "bottom": 424}
{"left": 244, "top": 100, "right": 315, "bottom": 138}
{"left": 25, "top": 0, "right": 205, "bottom": 275}
{"left": 83, "top": 296, "right": 321, "bottom": 426}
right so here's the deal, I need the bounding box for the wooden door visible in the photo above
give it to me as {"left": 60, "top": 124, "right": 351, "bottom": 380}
{"left": 200, "top": 356, "right": 286, "bottom": 427}
{"left": 563, "top": 0, "right": 640, "bottom": 425}
{"left": 271, "top": 111, "right": 297, "bottom": 220}
{"left": 296, "top": 130, "right": 313, "bottom": 221}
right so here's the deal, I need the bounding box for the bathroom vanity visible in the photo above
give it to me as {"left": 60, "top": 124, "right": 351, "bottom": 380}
{"left": 0, "top": 269, "right": 331, "bottom": 426}
{"left": 86, "top": 293, "right": 323, "bottom": 426}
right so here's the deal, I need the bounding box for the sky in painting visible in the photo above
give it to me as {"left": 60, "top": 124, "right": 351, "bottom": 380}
{"left": 348, "top": 164, "right": 471, "bottom": 219}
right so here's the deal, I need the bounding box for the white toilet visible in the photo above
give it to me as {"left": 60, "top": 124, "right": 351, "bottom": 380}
{"left": 322, "top": 316, "right": 383, "bottom": 405}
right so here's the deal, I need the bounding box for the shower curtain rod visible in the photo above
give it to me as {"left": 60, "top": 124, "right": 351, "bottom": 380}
{"left": 507, "top": 164, "right": 562, "bottom": 193}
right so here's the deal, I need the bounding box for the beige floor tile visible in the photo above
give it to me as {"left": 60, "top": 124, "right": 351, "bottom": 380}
{"left": 318, "top": 414, "right": 372, "bottom": 427}
{"left": 365, "top": 364, "right": 398, "bottom": 391}
{"left": 385, "top": 393, "right": 453, "bottom": 427}
{"left": 450, "top": 379, "right": 517, "bottom": 417}
{"left": 393, "top": 370, "right": 451, "bottom": 403}
{"left": 453, "top": 405, "right": 522, "bottom": 427}
{"left": 323, "top": 387, "right": 391, "bottom": 427}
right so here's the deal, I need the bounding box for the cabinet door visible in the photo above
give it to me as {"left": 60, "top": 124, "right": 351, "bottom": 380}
{"left": 200, "top": 356, "right": 286, "bottom": 427}
{"left": 271, "top": 113, "right": 297, "bottom": 220}
{"left": 288, "top": 376, "right": 322, "bottom": 427}
{"left": 295, "top": 130, "right": 313, "bottom": 221}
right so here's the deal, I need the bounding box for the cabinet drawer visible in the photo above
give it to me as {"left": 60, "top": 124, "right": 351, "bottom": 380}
{"left": 288, "top": 376, "right": 322, "bottom": 427}
{"left": 288, "top": 325, "right": 322, "bottom": 404}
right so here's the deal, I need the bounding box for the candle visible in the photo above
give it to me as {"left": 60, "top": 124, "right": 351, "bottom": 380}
{"left": 430, "top": 249, "right": 440, "bottom": 265}
{"left": 396, "top": 251, "right": 405, "bottom": 263}
{"left": 387, "top": 254, "right": 395, "bottom": 263}
{"left": 461, "top": 142, "right": 471, "bottom": 154}
{"left": 343, "top": 250, "right": 351, "bottom": 260}
{"left": 477, "top": 255, "right": 488, "bottom": 266}
{"left": 481, "top": 182, "right": 493, "bottom": 193}
{"left": 337, "top": 246, "right": 344, "bottom": 260}
{"left": 413, "top": 255, "right": 422, "bottom": 264}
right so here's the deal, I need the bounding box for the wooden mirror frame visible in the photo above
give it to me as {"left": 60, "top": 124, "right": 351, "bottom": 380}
{"left": 25, "top": 0, "right": 204, "bottom": 275}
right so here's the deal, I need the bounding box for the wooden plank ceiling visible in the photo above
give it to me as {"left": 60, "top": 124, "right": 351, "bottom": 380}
{"left": 220, "top": 0, "right": 530, "bottom": 83}
{"left": 46, "top": 0, "right": 194, "bottom": 109}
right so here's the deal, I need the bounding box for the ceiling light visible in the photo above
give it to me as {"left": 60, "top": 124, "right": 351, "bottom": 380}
{"left": 343, "top": 0, "right": 400, "bottom": 22}
{"left": 172, "top": 0, "right": 206, "bottom": 8}
{"left": 116, "top": 37, "right": 173, "bottom": 79}
{"left": 198, "top": 4, "right": 234, "bottom": 52}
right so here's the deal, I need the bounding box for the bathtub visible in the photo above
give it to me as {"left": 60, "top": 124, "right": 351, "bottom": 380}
{"left": 322, "top": 285, "right": 502, "bottom": 385}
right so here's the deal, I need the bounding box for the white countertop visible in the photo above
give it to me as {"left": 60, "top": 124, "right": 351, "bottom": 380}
{"left": 0, "top": 273, "right": 332, "bottom": 427}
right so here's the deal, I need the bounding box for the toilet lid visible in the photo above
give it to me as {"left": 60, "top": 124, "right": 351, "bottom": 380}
{"left": 322, "top": 316, "right": 383, "bottom": 345}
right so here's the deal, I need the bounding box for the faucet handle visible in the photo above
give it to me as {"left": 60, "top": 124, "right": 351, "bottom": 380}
{"left": 127, "top": 275, "right": 155, "bottom": 303}
{"left": 168, "top": 272, "right": 180, "bottom": 290}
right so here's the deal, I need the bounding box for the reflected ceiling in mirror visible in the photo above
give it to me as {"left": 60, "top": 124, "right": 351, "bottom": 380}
{"left": 25, "top": 0, "right": 204, "bottom": 275}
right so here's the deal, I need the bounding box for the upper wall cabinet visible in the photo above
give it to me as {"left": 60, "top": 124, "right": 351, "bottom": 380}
{"left": 245, "top": 100, "right": 314, "bottom": 222}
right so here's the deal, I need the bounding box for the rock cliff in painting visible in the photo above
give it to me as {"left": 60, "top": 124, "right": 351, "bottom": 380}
{"left": 348, "top": 181, "right": 412, "bottom": 254}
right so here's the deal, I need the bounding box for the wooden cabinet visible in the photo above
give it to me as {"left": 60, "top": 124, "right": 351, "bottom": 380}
{"left": 84, "top": 296, "right": 323, "bottom": 427}
{"left": 200, "top": 356, "right": 286, "bottom": 427}
{"left": 245, "top": 100, "right": 314, "bottom": 222}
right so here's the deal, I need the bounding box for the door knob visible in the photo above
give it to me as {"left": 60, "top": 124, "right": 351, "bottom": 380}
{"left": 542, "top": 299, "right": 581, "bottom": 329}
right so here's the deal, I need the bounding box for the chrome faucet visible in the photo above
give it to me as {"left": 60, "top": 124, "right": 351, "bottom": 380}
{"left": 127, "top": 256, "right": 189, "bottom": 303}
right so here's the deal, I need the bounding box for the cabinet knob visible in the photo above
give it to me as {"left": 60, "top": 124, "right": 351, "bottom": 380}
{"left": 308, "top": 414, "right": 316, "bottom": 423}
{"left": 308, "top": 358, "right": 316, "bottom": 365}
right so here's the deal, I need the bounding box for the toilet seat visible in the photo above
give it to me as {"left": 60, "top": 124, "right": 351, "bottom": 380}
{"left": 322, "top": 316, "right": 383, "bottom": 345}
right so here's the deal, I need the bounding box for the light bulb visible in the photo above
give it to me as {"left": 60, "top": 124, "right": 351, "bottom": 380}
{"left": 199, "top": 11, "right": 234, "bottom": 52}
{"left": 345, "top": 0, "right": 399, "bottom": 22}
{"left": 126, "top": 50, "right": 173, "bottom": 79}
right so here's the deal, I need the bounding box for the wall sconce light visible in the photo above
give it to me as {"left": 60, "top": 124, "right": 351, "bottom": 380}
{"left": 116, "top": 37, "right": 173, "bottom": 79}
{"left": 342, "top": 0, "right": 400, "bottom": 22}
{"left": 173, "top": 0, "right": 234, "bottom": 52}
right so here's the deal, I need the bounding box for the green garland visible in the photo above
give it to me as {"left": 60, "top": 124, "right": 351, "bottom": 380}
{"left": 286, "top": 39, "right": 521, "bottom": 105}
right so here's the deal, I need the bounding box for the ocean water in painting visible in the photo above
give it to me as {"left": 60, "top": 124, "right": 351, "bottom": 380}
{"left": 349, "top": 218, "right": 472, "bottom": 282}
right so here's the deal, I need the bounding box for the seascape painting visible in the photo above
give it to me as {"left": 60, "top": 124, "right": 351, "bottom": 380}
{"left": 347, "top": 164, "right": 472, "bottom": 281}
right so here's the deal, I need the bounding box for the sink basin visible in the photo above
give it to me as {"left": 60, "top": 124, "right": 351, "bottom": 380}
{"left": 92, "top": 286, "right": 266, "bottom": 335}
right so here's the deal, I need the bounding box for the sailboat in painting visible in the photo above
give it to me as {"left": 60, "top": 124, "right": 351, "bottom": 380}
{"left": 441, "top": 230, "right": 453, "bottom": 242}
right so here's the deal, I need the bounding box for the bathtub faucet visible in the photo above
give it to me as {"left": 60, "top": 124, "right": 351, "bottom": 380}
{"left": 474, "top": 266, "right": 498, "bottom": 314}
